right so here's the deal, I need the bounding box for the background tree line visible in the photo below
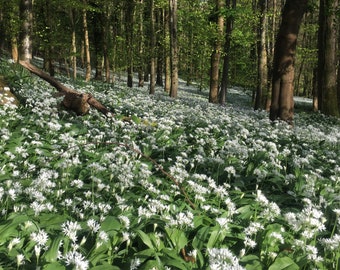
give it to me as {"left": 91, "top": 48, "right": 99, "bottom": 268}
{"left": 0, "top": 0, "right": 339, "bottom": 120}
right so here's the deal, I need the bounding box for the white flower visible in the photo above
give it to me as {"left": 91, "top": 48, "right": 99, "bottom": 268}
{"left": 269, "top": 232, "right": 284, "bottom": 244}
{"left": 31, "top": 230, "right": 49, "bottom": 247}
{"left": 8, "top": 237, "right": 21, "bottom": 251}
{"left": 244, "top": 236, "right": 257, "bottom": 249}
{"left": 64, "top": 250, "right": 89, "bottom": 270}
{"left": 130, "top": 258, "right": 141, "bottom": 270}
{"left": 208, "top": 248, "right": 245, "bottom": 270}
{"left": 87, "top": 219, "right": 100, "bottom": 233}
{"left": 62, "top": 221, "right": 82, "bottom": 242}
{"left": 16, "top": 254, "right": 25, "bottom": 267}
{"left": 216, "top": 217, "right": 229, "bottom": 228}
{"left": 119, "top": 215, "right": 130, "bottom": 229}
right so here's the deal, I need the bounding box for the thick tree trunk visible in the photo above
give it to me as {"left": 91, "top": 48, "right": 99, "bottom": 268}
{"left": 269, "top": 0, "right": 308, "bottom": 124}
{"left": 137, "top": 0, "right": 145, "bottom": 87}
{"left": 125, "top": 1, "right": 135, "bottom": 88}
{"left": 209, "top": 0, "right": 224, "bottom": 104}
{"left": 220, "top": 0, "right": 236, "bottom": 106}
{"left": 169, "top": 0, "right": 178, "bottom": 98}
{"left": 19, "top": 0, "right": 33, "bottom": 62}
{"left": 19, "top": 61, "right": 112, "bottom": 116}
{"left": 318, "top": 0, "right": 339, "bottom": 117}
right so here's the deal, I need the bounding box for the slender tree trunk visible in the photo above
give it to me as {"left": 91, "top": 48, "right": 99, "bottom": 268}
{"left": 138, "top": 0, "right": 144, "bottom": 87}
{"left": 254, "top": 0, "right": 268, "bottom": 110}
{"left": 266, "top": 0, "right": 278, "bottom": 111}
{"left": 169, "top": 0, "right": 178, "bottom": 98}
{"left": 156, "top": 9, "right": 164, "bottom": 87}
{"left": 164, "top": 8, "right": 171, "bottom": 93}
{"left": 318, "top": 0, "right": 339, "bottom": 117}
{"left": 70, "top": 9, "right": 77, "bottom": 80}
{"left": 149, "top": 0, "right": 156, "bottom": 94}
{"left": 19, "top": 0, "right": 33, "bottom": 62}
{"left": 269, "top": 0, "right": 308, "bottom": 124}
{"left": 125, "top": 1, "right": 135, "bottom": 88}
{"left": 83, "top": 1, "right": 91, "bottom": 82}
{"left": 220, "top": 0, "right": 236, "bottom": 106}
{"left": 209, "top": 0, "right": 224, "bottom": 103}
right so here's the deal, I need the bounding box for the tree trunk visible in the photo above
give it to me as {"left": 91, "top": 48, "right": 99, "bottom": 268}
{"left": 19, "top": 0, "right": 33, "bottom": 62}
{"left": 169, "top": 0, "right": 178, "bottom": 98}
{"left": 220, "top": 0, "right": 236, "bottom": 106}
{"left": 318, "top": 0, "right": 339, "bottom": 117}
{"left": 83, "top": 1, "right": 91, "bottom": 82}
{"left": 209, "top": 0, "right": 224, "bottom": 104}
{"left": 137, "top": 0, "right": 145, "bottom": 87}
{"left": 266, "top": 0, "right": 278, "bottom": 111}
{"left": 269, "top": 0, "right": 308, "bottom": 124}
{"left": 254, "top": 0, "right": 268, "bottom": 110}
{"left": 70, "top": 9, "right": 77, "bottom": 80}
{"left": 125, "top": 1, "right": 135, "bottom": 88}
{"left": 164, "top": 8, "right": 171, "bottom": 93}
{"left": 149, "top": 0, "right": 156, "bottom": 94}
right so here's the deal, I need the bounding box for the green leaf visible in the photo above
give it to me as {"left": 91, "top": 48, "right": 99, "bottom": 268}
{"left": 207, "top": 229, "right": 220, "bottom": 248}
{"left": 268, "top": 257, "right": 299, "bottom": 270}
{"left": 131, "top": 115, "right": 141, "bottom": 124}
{"left": 240, "top": 255, "right": 263, "bottom": 270}
{"left": 101, "top": 216, "right": 121, "bottom": 234}
{"left": 193, "top": 226, "right": 211, "bottom": 249}
{"left": 165, "top": 228, "right": 188, "bottom": 251}
{"left": 91, "top": 264, "right": 120, "bottom": 270}
{"left": 137, "top": 230, "right": 154, "bottom": 249}
{"left": 44, "top": 236, "right": 64, "bottom": 262}
{"left": 43, "top": 262, "right": 65, "bottom": 270}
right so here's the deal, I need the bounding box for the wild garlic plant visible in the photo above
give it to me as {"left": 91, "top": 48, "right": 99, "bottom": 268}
{"left": 0, "top": 60, "right": 339, "bottom": 269}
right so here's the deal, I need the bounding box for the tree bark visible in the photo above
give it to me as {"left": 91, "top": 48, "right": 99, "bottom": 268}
{"left": 149, "top": 0, "right": 156, "bottom": 95}
{"left": 269, "top": 0, "right": 308, "bottom": 124}
{"left": 220, "top": 0, "right": 236, "bottom": 106}
{"left": 19, "top": 0, "right": 33, "bottom": 62}
{"left": 317, "top": 0, "right": 339, "bottom": 117}
{"left": 19, "top": 61, "right": 112, "bottom": 116}
{"left": 254, "top": 0, "right": 268, "bottom": 110}
{"left": 125, "top": 0, "right": 135, "bottom": 88}
{"left": 83, "top": 0, "right": 91, "bottom": 82}
{"left": 70, "top": 9, "right": 77, "bottom": 80}
{"left": 209, "top": 0, "right": 224, "bottom": 104}
{"left": 169, "top": 0, "right": 178, "bottom": 98}
{"left": 164, "top": 8, "right": 171, "bottom": 93}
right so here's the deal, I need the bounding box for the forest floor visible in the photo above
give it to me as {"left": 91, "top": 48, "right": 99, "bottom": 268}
{"left": 0, "top": 57, "right": 339, "bottom": 269}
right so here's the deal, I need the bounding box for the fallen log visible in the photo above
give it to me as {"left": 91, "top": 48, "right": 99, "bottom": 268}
{"left": 19, "top": 60, "right": 112, "bottom": 116}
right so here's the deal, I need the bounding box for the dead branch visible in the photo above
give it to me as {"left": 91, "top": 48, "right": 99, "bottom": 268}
{"left": 19, "top": 60, "right": 112, "bottom": 116}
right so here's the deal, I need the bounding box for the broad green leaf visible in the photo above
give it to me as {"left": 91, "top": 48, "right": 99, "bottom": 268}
{"left": 101, "top": 216, "right": 121, "bottom": 233}
{"left": 137, "top": 230, "right": 154, "bottom": 249}
{"left": 43, "top": 262, "right": 65, "bottom": 270}
{"left": 240, "top": 255, "right": 263, "bottom": 270}
{"left": 161, "top": 256, "right": 189, "bottom": 270}
{"left": 165, "top": 228, "right": 188, "bottom": 251}
{"left": 91, "top": 264, "right": 120, "bottom": 270}
{"left": 193, "top": 226, "right": 211, "bottom": 249}
{"left": 268, "top": 257, "right": 299, "bottom": 270}
{"left": 207, "top": 229, "right": 220, "bottom": 248}
{"left": 44, "top": 236, "right": 64, "bottom": 262}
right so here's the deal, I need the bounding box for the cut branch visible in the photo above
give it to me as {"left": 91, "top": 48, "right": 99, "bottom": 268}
{"left": 19, "top": 60, "right": 112, "bottom": 116}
